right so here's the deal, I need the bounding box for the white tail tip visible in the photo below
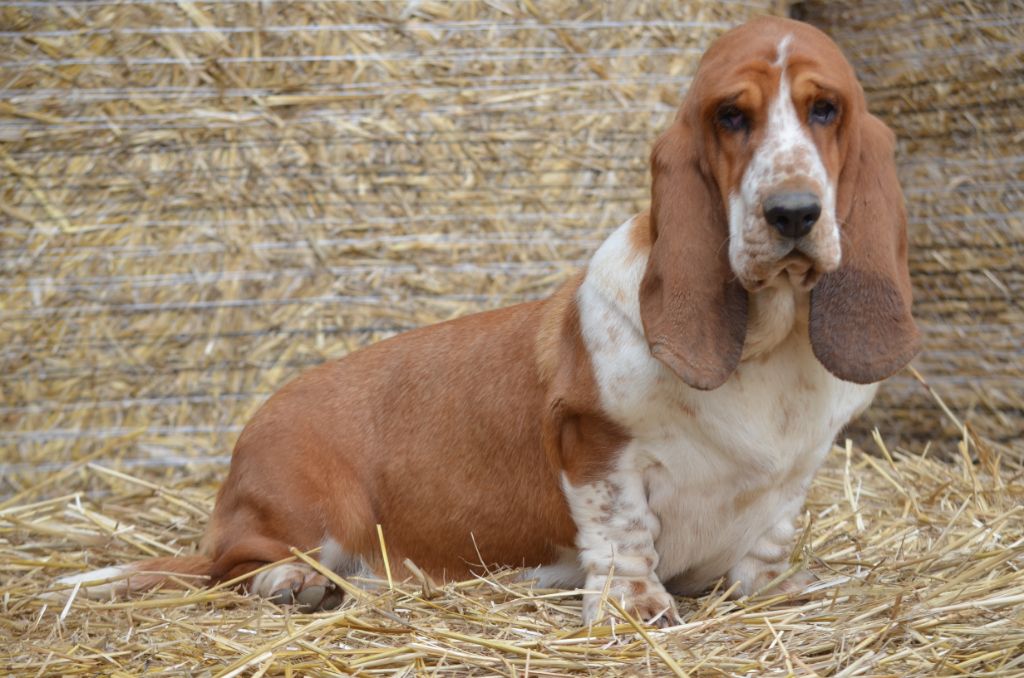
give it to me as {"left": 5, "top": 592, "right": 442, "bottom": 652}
{"left": 53, "top": 565, "right": 132, "bottom": 599}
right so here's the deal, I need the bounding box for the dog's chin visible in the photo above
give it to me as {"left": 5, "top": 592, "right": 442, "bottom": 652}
{"left": 739, "top": 253, "right": 832, "bottom": 293}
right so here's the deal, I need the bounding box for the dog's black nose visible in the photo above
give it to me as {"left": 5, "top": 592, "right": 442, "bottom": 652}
{"left": 763, "top": 192, "right": 821, "bottom": 239}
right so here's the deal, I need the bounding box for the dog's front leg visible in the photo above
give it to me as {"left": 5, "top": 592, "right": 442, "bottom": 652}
{"left": 563, "top": 470, "right": 679, "bottom": 627}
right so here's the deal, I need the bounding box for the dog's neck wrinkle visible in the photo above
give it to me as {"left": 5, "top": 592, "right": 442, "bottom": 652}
{"left": 741, "top": 278, "right": 807, "bottom": 361}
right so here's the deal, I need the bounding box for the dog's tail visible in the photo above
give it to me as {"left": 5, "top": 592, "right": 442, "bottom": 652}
{"left": 55, "top": 555, "right": 214, "bottom": 599}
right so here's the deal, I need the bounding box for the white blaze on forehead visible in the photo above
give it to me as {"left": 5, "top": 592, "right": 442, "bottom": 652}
{"left": 773, "top": 34, "right": 793, "bottom": 68}
{"left": 760, "top": 34, "right": 821, "bottom": 181}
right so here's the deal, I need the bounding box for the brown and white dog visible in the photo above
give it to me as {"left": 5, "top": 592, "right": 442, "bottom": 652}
{"left": 58, "top": 17, "right": 919, "bottom": 625}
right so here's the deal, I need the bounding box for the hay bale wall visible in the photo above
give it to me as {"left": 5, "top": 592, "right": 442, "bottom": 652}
{"left": 2, "top": 0, "right": 781, "bottom": 493}
{"left": 795, "top": 0, "right": 1024, "bottom": 447}
{"left": 4, "top": 0, "right": 1021, "bottom": 488}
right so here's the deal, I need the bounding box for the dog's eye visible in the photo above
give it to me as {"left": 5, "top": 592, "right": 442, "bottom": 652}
{"left": 716, "top": 105, "right": 749, "bottom": 132}
{"left": 716, "top": 104, "right": 749, "bottom": 133}
{"left": 810, "top": 99, "right": 837, "bottom": 125}
{"left": 717, "top": 105, "right": 748, "bottom": 132}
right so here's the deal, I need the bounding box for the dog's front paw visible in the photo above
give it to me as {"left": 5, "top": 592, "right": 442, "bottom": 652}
{"left": 624, "top": 586, "right": 681, "bottom": 628}
{"left": 583, "top": 576, "right": 680, "bottom": 627}
{"left": 730, "top": 559, "right": 818, "bottom": 599}
{"left": 765, "top": 567, "right": 818, "bottom": 597}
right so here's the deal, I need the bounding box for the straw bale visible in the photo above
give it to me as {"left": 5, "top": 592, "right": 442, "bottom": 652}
{"left": 794, "top": 0, "right": 1024, "bottom": 450}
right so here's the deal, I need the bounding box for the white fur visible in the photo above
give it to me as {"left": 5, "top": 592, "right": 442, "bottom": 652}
{"left": 562, "top": 215, "right": 876, "bottom": 617}
{"left": 55, "top": 565, "right": 131, "bottom": 598}
{"left": 319, "top": 537, "right": 372, "bottom": 578}
{"left": 728, "top": 34, "right": 840, "bottom": 288}
{"left": 527, "top": 546, "right": 587, "bottom": 589}
{"left": 559, "top": 469, "right": 677, "bottom": 623}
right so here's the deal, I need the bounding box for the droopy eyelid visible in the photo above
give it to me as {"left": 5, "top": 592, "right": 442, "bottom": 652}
{"left": 702, "top": 84, "right": 756, "bottom": 119}
{"left": 796, "top": 78, "right": 846, "bottom": 106}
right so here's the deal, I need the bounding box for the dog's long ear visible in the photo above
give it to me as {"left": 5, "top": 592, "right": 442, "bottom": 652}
{"left": 810, "top": 114, "right": 921, "bottom": 383}
{"left": 639, "top": 121, "right": 747, "bottom": 390}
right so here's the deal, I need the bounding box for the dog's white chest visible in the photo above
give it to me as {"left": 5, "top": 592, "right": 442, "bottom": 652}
{"left": 575, "top": 218, "right": 877, "bottom": 590}
{"left": 635, "top": 341, "right": 873, "bottom": 588}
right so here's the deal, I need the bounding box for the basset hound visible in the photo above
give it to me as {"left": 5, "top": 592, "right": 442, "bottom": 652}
{"left": 59, "top": 16, "right": 919, "bottom": 626}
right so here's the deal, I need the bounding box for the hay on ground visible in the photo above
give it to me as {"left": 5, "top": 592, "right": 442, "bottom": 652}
{"left": 3, "top": 421, "right": 1022, "bottom": 675}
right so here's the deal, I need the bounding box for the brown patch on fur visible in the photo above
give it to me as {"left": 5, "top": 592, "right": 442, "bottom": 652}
{"left": 678, "top": 401, "right": 696, "bottom": 417}
{"left": 770, "top": 174, "right": 820, "bottom": 199}
{"left": 630, "top": 579, "right": 651, "bottom": 596}
{"left": 627, "top": 211, "right": 652, "bottom": 259}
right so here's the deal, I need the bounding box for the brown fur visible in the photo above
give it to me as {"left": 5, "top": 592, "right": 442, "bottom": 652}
{"left": 640, "top": 108, "right": 748, "bottom": 390}
{"left": 626, "top": 211, "right": 652, "bottom": 258}
{"left": 809, "top": 114, "right": 920, "bottom": 382}
{"left": 179, "top": 273, "right": 626, "bottom": 587}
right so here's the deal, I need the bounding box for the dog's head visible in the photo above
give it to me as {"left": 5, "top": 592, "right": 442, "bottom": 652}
{"left": 639, "top": 16, "right": 920, "bottom": 389}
